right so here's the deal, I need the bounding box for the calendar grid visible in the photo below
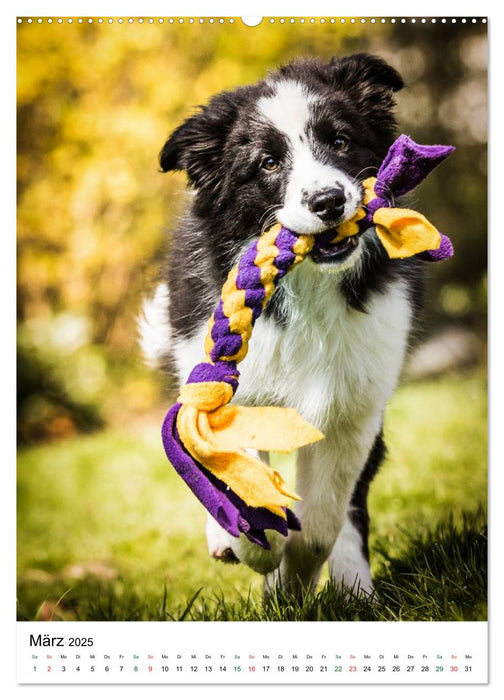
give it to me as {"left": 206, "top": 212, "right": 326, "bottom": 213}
{"left": 17, "top": 621, "right": 488, "bottom": 684}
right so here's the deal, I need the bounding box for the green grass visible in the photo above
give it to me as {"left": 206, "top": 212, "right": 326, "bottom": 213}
{"left": 17, "top": 369, "right": 487, "bottom": 622}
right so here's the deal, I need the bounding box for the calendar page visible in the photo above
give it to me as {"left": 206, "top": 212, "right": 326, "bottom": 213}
{"left": 15, "top": 6, "right": 489, "bottom": 690}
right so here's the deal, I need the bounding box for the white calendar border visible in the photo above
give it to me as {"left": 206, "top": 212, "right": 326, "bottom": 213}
{"left": 5, "top": 1, "right": 501, "bottom": 697}
{"left": 3, "top": 0, "right": 498, "bottom": 19}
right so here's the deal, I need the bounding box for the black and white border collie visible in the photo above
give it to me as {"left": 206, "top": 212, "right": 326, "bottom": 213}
{"left": 140, "top": 53, "right": 423, "bottom": 596}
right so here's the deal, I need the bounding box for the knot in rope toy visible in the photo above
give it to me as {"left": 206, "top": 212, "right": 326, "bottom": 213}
{"left": 161, "top": 135, "right": 455, "bottom": 549}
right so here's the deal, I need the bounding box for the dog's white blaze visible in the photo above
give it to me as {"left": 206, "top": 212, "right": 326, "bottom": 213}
{"left": 257, "top": 80, "right": 362, "bottom": 234}
{"left": 258, "top": 81, "right": 314, "bottom": 143}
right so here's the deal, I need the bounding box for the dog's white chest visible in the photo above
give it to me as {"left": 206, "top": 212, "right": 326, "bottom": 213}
{"left": 234, "top": 266, "right": 412, "bottom": 431}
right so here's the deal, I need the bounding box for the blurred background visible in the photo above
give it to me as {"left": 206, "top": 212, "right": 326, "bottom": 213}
{"left": 17, "top": 17, "right": 487, "bottom": 621}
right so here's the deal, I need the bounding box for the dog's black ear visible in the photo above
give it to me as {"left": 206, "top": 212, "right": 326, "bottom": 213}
{"left": 328, "top": 53, "right": 404, "bottom": 93}
{"left": 159, "top": 92, "right": 239, "bottom": 191}
{"left": 323, "top": 53, "right": 403, "bottom": 136}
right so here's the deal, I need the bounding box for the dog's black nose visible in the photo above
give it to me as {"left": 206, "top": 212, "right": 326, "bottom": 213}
{"left": 308, "top": 188, "right": 346, "bottom": 221}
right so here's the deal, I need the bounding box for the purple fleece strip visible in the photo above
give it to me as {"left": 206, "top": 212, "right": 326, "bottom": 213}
{"left": 210, "top": 302, "right": 230, "bottom": 339}
{"left": 161, "top": 404, "right": 241, "bottom": 537}
{"left": 273, "top": 228, "right": 298, "bottom": 274}
{"left": 375, "top": 134, "right": 455, "bottom": 199}
{"left": 236, "top": 240, "right": 265, "bottom": 322}
{"left": 210, "top": 333, "right": 243, "bottom": 362}
{"left": 245, "top": 289, "right": 266, "bottom": 321}
{"left": 236, "top": 241, "right": 261, "bottom": 287}
{"left": 186, "top": 361, "right": 239, "bottom": 392}
{"left": 416, "top": 233, "right": 454, "bottom": 261}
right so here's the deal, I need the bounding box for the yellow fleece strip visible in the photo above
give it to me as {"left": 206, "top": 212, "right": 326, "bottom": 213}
{"left": 176, "top": 400, "right": 322, "bottom": 515}
{"left": 374, "top": 208, "right": 442, "bottom": 258}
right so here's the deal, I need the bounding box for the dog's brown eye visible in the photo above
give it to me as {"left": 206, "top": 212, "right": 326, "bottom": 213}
{"left": 333, "top": 137, "right": 348, "bottom": 152}
{"left": 261, "top": 156, "right": 279, "bottom": 171}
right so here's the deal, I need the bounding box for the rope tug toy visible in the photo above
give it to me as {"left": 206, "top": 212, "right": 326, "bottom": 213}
{"left": 161, "top": 135, "right": 455, "bottom": 549}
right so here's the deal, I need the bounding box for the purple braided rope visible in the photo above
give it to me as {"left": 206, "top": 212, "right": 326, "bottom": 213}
{"left": 209, "top": 228, "right": 300, "bottom": 364}
{"left": 161, "top": 226, "right": 304, "bottom": 548}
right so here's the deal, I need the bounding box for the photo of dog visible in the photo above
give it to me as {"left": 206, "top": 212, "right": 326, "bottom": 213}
{"left": 141, "top": 53, "right": 433, "bottom": 597}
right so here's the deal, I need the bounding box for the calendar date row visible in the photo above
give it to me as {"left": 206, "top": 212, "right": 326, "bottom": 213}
{"left": 34, "top": 663, "right": 473, "bottom": 674}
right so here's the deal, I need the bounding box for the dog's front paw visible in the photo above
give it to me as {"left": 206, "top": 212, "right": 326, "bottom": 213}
{"left": 206, "top": 514, "right": 241, "bottom": 564}
{"left": 210, "top": 546, "right": 240, "bottom": 564}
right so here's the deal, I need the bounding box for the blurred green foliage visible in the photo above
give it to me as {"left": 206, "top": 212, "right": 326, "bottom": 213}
{"left": 17, "top": 18, "right": 487, "bottom": 442}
